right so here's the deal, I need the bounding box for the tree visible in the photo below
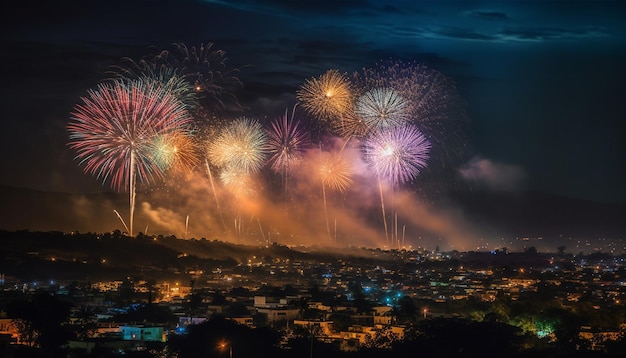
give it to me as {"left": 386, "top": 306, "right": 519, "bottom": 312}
{"left": 177, "top": 316, "right": 282, "bottom": 358}
{"left": 6, "top": 291, "right": 74, "bottom": 356}
{"left": 186, "top": 292, "right": 205, "bottom": 318}
{"left": 118, "top": 276, "right": 135, "bottom": 305}
{"left": 362, "top": 325, "right": 400, "bottom": 349}
{"left": 405, "top": 318, "right": 526, "bottom": 357}
{"left": 395, "top": 295, "right": 418, "bottom": 324}
{"left": 525, "top": 246, "right": 538, "bottom": 255}
{"left": 227, "top": 302, "right": 250, "bottom": 317}
{"left": 71, "top": 305, "right": 99, "bottom": 339}
{"left": 328, "top": 312, "right": 353, "bottom": 333}
{"left": 348, "top": 281, "right": 372, "bottom": 313}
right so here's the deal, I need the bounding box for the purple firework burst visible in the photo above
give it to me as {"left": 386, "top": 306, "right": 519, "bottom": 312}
{"left": 363, "top": 124, "right": 431, "bottom": 186}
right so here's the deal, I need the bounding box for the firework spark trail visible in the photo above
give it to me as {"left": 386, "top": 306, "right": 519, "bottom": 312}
{"left": 205, "top": 158, "right": 227, "bottom": 233}
{"left": 113, "top": 209, "right": 130, "bottom": 234}
{"left": 363, "top": 124, "right": 431, "bottom": 245}
{"left": 266, "top": 106, "right": 310, "bottom": 201}
{"left": 219, "top": 167, "right": 259, "bottom": 239}
{"left": 315, "top": 149, "right": 353, "bottom": 242}
{"left": 68, "top": 78, "right": 193, "bottom": 236}
{"left": 322, "top": 183, "right": 331, "bottom": 242}
{"left": 317, "top": 151, "right": 353, "bottom": 193}
{"left": 377, "top": 179, "right": 390, "bottom": 245}
{"left": 257, "top": 217, "right": 266, "bottom": 243}
{"left": 185, "top": 214, "right": 189, "bottom": 238}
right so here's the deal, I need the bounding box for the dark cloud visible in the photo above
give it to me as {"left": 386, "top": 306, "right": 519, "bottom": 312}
{"left": 207, "top": 0, "right": 372, "bottom": 16}
{"left": 500, "top": 26, "right": 611, "bottom": 41}
{"left": 430, "top": 27, "right": 500, "bottom": 41}
{"left": 466, "top": 10, "right": 510, "bottom": 21}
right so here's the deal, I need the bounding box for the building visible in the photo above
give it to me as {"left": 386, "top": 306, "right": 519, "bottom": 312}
{"left": 119, "top": 325, "right": 166, "bottom": 342}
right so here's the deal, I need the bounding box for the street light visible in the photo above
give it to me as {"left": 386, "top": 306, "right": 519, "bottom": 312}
{"left": 219, "top": 342, "right": 233, "bottom": 358}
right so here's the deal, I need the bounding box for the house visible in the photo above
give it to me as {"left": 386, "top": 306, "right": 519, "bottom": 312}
{"left": 119, "top": 325, "right": 166, "bottom": 342}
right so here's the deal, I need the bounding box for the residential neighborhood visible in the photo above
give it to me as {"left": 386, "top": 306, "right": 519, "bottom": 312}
{"left": 1, "top": 231, "right": 625, "bottom": 357}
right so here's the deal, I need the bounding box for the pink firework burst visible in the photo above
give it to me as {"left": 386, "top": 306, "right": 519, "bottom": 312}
{"left": 68, "top": 78, "right": 194, "bottom": 191}
{"left": 266, "top": 107, "right": 311, "bottom": 175}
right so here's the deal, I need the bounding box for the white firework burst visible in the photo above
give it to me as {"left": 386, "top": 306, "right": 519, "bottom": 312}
{"left": 355, "top": 87, "right": 412, "bottom": 133}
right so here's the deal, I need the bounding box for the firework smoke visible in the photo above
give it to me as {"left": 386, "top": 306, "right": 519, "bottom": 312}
{"left": 67, "top": 47, "right": 479, "bottom": 251}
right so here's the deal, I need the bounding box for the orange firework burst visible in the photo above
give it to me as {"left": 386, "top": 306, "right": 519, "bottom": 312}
{"left": 316, "top": 151, "right": 353, "bottom": 193}
{"left": 150, "top": 130, "right": 200, "bottom": 176}
{"left": 296, "top": 69, "right": 354, "bottom": 123}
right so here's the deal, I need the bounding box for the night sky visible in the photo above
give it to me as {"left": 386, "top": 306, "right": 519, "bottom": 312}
{"left": 1, "top": 0, "right": 625, "bottom": 251}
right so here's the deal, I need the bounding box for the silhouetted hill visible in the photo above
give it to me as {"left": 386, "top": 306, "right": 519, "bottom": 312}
{"left": 0, "top": 230, "right": 399, "bottom": 282}
{"left": 1, "top": 228, "right": 619, "bottom": 284}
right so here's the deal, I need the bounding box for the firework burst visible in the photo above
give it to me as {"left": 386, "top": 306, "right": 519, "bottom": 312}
{"left": 353, "top": 60, "right": 469, "bottom": 140}
{"left": 354, "top": 60, "right": 470, "bottom": 198}
{"left": 363, "top": 124, "right": 431, "bottom": 187}
{"left": 105, "top": 57, "right": 201, "bottom": 111}
{"left": 355, "top": 87, "right": 412, "bottom": 132}
{"left": 296, "top": 69, "right": 354, "bottom": 124}
{"left": 149, "top": 130, "right": 200, "bottom": 176}
{"left": 353, "top": 60, "right": 460, "bottom": 122}
{"left": 266, "top": 106, "right": 311, "bottom": 197}
{"left": 159, "top": 42, "right": 244, "bottom": 115}
{"left": 316, "top": 151, "right": 353, "bottom": 193}
{"left": 330, "top": 110, "right": 367, "bottom": 139}
{"left": 67, "top": 78, "right": 194, "bottom": 236}
{"left": 207, "top": 117, "right": 268, "bottom": 175}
